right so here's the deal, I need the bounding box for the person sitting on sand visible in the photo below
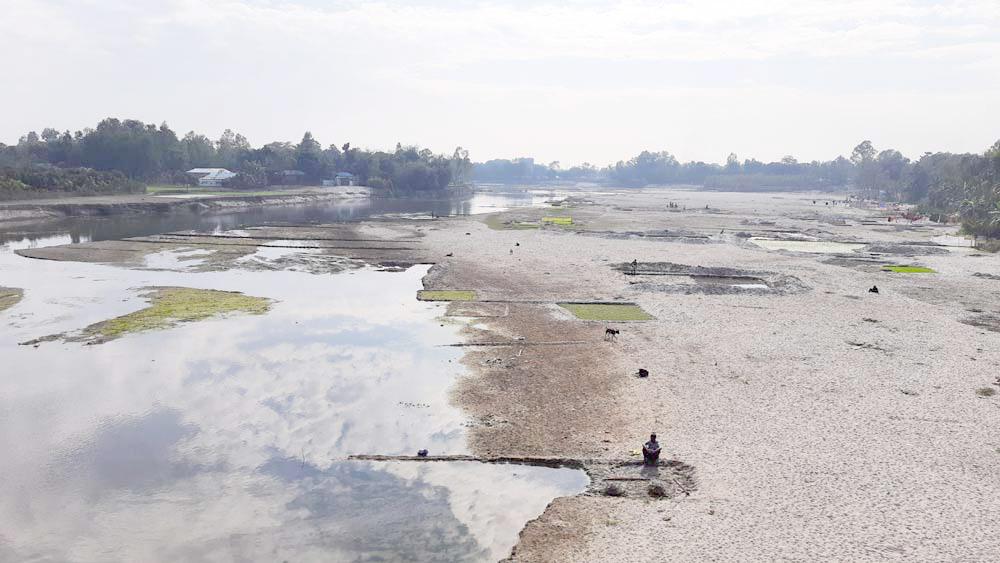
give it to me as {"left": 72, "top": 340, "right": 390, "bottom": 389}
{"left": 643, "top": 433, "right": 661, "bottom": 466}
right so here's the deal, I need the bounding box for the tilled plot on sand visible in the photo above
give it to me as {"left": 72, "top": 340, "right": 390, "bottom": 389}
{"left": 614, "top": 261, "right": 808, "bottom": 295}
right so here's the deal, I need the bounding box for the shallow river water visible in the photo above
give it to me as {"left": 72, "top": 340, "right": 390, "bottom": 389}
{"left": 0, "top": 192, "right": 587, "bottom": 562}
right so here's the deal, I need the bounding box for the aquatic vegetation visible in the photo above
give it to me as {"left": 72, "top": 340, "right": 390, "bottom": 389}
{"left": 558, "top": 302, "right": 653, "bottom": 321}
{"left": 0, "top": 287, "right": 23, "bottom": 313}
{"left": 417, "top": 290, "right": 476, "bottom": 301}
{"left": 71, "top": 287, "right": 270, "bottom": 344}
{"left": 882, "top": 265, "right": 936, "bottom": 273}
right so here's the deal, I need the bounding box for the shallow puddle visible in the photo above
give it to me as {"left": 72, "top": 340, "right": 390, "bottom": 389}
{"left": 0, "top": 236, "right": 586, "bottom": 561}
{"left": 749, "top": 237, "right": 866, "bottom": 254}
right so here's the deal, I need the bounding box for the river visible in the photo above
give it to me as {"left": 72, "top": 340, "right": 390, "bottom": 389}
{"left": 0, "top": 190, "right": 588, "bottom": 562}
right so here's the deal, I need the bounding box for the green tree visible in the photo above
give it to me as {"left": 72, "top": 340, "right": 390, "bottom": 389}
{"left": 851, "top": 140, "right": 879, "bottom": 199}
{"left": 295, "top": 131, "right": 323, "bottom": 181}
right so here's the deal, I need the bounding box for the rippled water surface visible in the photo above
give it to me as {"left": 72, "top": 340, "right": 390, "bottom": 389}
{"left": 0, "top": 193, "right": 587, "bottom": 562}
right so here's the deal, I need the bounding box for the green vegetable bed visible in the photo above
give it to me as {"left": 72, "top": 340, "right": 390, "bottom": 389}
{"left": 558, "top": 302, "right": 653, "bottom": 321}
{"left": 882, "top": 265, "right": 936, "bottom": 273}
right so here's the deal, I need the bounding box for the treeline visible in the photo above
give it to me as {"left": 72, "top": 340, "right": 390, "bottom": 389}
{"left": 899, "top": 141, "right": 1000, "bottom": 238}
{"left": 0, "top": 167, "right": 142, "bottom": 201}
{"left": 0, "top": 118, "right": 473, "bottom": 192}
{"left": 473, "top": 152, "right": 851, "bottom": 189}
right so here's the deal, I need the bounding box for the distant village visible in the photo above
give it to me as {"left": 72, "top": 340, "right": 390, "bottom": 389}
{"left": 185, "top": 168, "right": 356, "bottom": 188}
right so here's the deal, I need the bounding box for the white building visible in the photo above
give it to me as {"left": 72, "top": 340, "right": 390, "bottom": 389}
{"left": 186, "top": 168, "right": 237, "bottom": 187}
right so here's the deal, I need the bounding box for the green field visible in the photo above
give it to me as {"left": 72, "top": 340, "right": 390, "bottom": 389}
{"left": 558, "top": 302, "right": 653, "bottom": 321}
{"left": 882, "top": 265, "right": 936, "bottom": 273}
{"left": 417, "top": 290, "right": 477, "bottom": 301}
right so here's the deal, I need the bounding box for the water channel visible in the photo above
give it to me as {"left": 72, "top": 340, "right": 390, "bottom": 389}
{"left": 0, "top": 190, "right": 588, "bottom": 562}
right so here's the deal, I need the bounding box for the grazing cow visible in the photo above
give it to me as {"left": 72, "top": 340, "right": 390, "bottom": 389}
{"left": 604, "top": 328, "right": 620, "bottom": 341}
{"left": 417, "top": 449, "right": 428, "bottom": 457}
{"left": 638, "top": 368, "right": 649, "bottom": 378}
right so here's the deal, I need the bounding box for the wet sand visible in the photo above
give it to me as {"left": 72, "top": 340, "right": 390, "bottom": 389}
{"left": 13, "top": 187, "right": 1000, "bottom": 561}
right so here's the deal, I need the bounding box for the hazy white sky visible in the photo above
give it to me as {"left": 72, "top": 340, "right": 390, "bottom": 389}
{"left": 2, "top": 0, "right": 999, "bottom": 165}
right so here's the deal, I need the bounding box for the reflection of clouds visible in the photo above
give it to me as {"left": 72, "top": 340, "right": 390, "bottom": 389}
{"left": 0, "top": 258, "right": 585, "bottom": 561}
{"left": 51, "top": 409, "right": 203, "bottom": 493}
{"left": 386, "top": 462, "right": 589, "bottom": 560}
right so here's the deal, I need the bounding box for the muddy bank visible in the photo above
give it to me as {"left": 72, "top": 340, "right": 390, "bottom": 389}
{"left": 0, "top": 287, "right": 23, "bottom": 313}
{"left": 15, "top": 222, "right": 432, "bottom": 274}
{"left": 0, "top": 190, "right": 368, "bottom": 227}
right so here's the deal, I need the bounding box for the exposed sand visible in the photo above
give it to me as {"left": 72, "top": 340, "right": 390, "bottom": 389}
{"left": 13, "top": 187, "right": 1000, "bottom": 561}
{"left": 415, "top": 189, "right": 1000, "bottom": 561}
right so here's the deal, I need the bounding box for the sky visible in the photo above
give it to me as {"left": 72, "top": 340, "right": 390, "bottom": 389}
{"left": 2, "top": 0, "right": 999, "bottom": 166}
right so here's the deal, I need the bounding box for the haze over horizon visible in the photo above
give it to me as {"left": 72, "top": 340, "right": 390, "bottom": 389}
{"left": 3, "top": 0, "right": 999, "bottom": 166}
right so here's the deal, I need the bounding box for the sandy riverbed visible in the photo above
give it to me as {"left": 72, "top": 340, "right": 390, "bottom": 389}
{"left": 421, "top": 189, "right": 1000, "bottom": 561}
{"left": 13, "top": 187, "right": 1000, "bottom": 561}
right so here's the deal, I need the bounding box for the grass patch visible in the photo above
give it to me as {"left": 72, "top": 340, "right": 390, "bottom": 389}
{"left": 541, "top": 216, "right": 573, "bottom": 226}
{"left": 0, "top": 287, "right": 23, "bottom": 313}
{"left": 81, "top": 287, "right": 271, "bottom": 343}
{"left": 882, "top": 265, "right": 936, "bottom": 273}
{"left": 417, "top": 290, "right": 476, "bottom": 302}
{"left": 558, "top": 302, "right": 653, "bottom": 321}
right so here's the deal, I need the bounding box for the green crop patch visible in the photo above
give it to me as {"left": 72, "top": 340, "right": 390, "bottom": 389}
{"left": 558, "top": 302, "right": 653, "bottom": 321}
{"left": 883, "top": 265, "right": 936, "bottom": 273}
{"left": 542, "top": 216, "right": 574, "bottom": 226}
{"left": 417, "top": 290, "right": 476, "bottom": 301}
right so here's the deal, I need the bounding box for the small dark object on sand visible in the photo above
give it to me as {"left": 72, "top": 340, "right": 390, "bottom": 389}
{"left": 445, "top": 252, "right": 453, "bottom": 257}
{"left": 515, "top": 242, "right": 520, "bottom": 246}
{"left": 638, "top": 368, "right": 649, "bottom": 378}
{"left": 465, "top": 232, "right": 471, "bottom": 235}
{"left": 869, "top": 285, "right": 879, "bottom": 294}
{"left": 417, "top": 449, "right": 428, "bottom": 457}
{"left": 604, "top": 484, "right": 626, "bottom": 497}
{"left": 648, "top": 484, "right": 667, "bottom": 498}
{"left": 605, "top": 328, "right": 620, "bottom": 341}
